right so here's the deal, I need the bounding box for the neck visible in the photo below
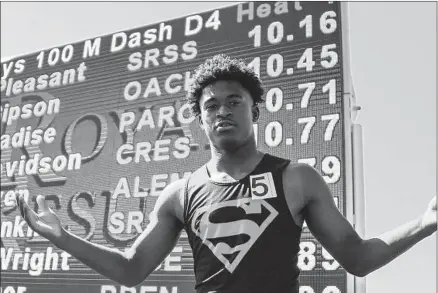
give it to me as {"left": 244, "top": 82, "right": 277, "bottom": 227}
{"left": 208, "top": 136, "right": 263, "bottom": 175}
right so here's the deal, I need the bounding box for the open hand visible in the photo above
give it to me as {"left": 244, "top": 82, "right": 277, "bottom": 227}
{"left": 16, "top": 194, "right": 64, "bottom": 242}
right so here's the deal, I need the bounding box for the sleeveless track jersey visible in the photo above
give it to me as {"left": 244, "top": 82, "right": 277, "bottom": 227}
{"left": 183, "top": 154, "right": 302, "bottom": 293}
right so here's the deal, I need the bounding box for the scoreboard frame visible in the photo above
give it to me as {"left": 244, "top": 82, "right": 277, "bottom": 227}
{"left": 340, "top": 2, "right": 366, "bottom": 293}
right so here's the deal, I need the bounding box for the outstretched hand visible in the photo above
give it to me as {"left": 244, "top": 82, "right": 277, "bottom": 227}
{"left": 16, "top": 194, "right": 64, "bottom": 241}
{"left": 421, "top": 196, "right": 437, "bottom": 235}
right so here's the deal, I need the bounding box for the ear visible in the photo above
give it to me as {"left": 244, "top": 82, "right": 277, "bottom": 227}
{"left": 198, "top": 115, "right": 204, "bottom": 129}
{"left": 252, "top": 106, "right": 260, "bottom": 122}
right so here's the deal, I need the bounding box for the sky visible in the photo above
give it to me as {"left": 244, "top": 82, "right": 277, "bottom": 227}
{"left": 1, "top": 2, "right": 436, "bottom": 293}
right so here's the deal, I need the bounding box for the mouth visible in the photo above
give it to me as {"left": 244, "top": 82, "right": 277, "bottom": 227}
{"left": 216, "top": 120, "right": 236, "bottom": 129}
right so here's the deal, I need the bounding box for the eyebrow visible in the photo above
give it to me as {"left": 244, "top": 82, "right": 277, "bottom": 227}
{"left": 226, "top": 94, "right": 243, "bottom": 99}
{"left": 202, "top": 93, "right": 243, "bottom": 106}
{"left": 204, "top": 94, "right": 242, "bottom": 102}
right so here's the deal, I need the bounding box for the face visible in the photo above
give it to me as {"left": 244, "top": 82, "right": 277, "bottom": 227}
{"left": 198, "top": 80, "right": 258, "bottom": 150}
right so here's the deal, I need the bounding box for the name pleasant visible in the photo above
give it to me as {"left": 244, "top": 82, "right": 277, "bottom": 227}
{"left": 1, "top": 62, "right": 87, "bottom": 98}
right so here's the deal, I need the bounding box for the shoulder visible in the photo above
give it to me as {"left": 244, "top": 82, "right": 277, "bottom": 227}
{"left": 282, "top": 162, "right": 324, "bottom": 199}
{"left": 161, "top": 178, "right": 187, "bottom": 196}
{"left": 283, "top": 162, "right": 320, "bottom": 179}
{"left": 184, "top": 164, "right": 209, "bottom": 189}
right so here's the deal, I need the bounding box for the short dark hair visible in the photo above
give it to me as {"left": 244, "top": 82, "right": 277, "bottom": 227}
{"left": 186, "top": 54, "right": 265, "bottom": 117}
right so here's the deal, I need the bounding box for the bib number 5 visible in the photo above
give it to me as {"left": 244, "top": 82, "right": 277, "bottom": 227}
{"left": 250, "top": 172, "right": 278, "bottom": 200}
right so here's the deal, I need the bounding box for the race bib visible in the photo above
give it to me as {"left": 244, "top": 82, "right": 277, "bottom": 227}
{"left": 249, "top": 172, "right": 277, "bottom": 200}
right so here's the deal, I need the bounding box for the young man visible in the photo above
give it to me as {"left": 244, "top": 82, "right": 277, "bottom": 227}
{"left": 16, "top": 55, "right": 437, "bottom": 293}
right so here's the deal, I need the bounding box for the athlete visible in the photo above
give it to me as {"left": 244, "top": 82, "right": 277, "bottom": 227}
{"left": 16, "top": 54, "right": 437, "bottom": 293}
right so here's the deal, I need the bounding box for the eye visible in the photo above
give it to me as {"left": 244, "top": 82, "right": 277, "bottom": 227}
{"left": 205, "top": 104, "right": 218, "bottom": 110}
{"left": 230, "top": 100, "right": 241, "bottom": 106}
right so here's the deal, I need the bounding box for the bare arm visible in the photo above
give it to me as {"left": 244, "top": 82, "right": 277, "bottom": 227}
{"left": 286, "top": 163, "right": 436, "bottom": 277}
{"left": 17, "top": 179, "right": 185, "bottom": 287}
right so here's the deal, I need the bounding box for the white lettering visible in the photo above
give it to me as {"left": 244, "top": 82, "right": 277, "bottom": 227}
{"left": 185, "top": 15, "right": 203, "bottom": 36}
{"left": 83, "top": 38, "right": 101, "bottom": 58}
{"left": 111, "top": 33, "right": 127, "bottom": 53}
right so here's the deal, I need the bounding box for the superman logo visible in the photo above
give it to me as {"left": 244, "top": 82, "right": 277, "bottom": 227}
{"left": 191, "top": 198, "right": 278, "bottom": 273}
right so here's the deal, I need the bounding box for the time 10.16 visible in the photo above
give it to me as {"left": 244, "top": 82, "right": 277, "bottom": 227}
{"left": 248, "top": 11, "right": 338, "bottom": 48}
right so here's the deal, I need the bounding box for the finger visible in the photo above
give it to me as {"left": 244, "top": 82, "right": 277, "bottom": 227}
{"left": 16, "top": 194, "right": 25, "bottom": 218}
{"left": 19, "top": 195, "right": 39, "bottom": 225}
{"left": 36, "top": 195, "right": 50, "bottom": 212}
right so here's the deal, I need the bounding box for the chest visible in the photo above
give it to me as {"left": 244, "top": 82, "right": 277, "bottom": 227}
{"left": 184, "top": 169, "right": 306, "bottom": 228}
{"left": 186, "top": 173, "right": 291, "bottom": 230}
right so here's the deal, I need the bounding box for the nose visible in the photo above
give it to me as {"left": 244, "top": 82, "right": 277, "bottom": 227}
{"left": 217, "top": 104, "right": 232, "bottom": 117}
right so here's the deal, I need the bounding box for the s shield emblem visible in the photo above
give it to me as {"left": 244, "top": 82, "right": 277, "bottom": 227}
{"left": 191, "top": 198, "right": 278, "bottom": 273}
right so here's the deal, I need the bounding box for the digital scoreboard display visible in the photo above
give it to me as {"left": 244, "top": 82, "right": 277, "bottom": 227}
{"left": 1, "top": 2, "right": 353, "bottom": 293}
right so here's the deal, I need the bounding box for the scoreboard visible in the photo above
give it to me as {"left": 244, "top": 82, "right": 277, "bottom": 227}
{"left": 1, "top": 2, "right": 360, "bottom": 293}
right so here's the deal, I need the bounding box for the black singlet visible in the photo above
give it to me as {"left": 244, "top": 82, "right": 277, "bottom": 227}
{"left": 183, "top": 153, "right": 302, "bottom": 293}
